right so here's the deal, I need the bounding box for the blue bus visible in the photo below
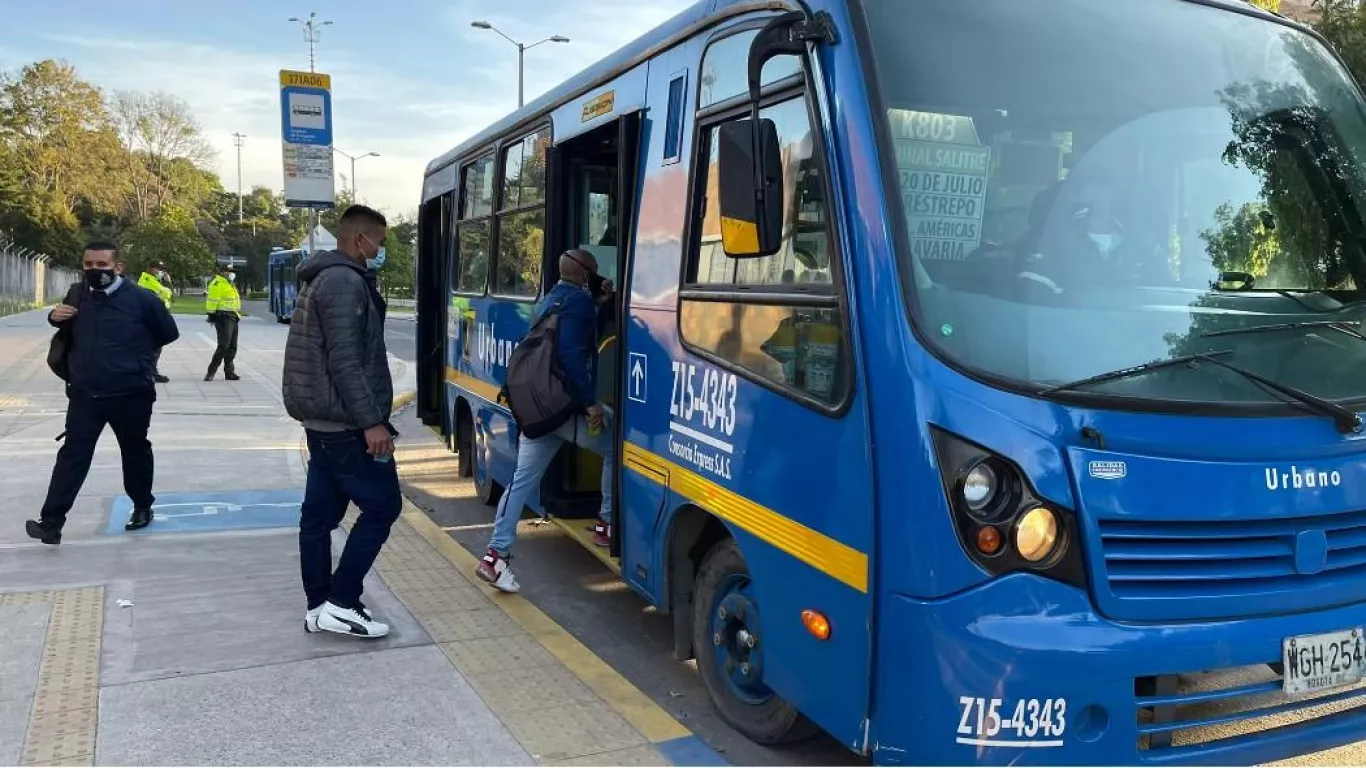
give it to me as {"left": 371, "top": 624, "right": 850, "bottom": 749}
{"left": 268, "top": 248, "right": 306, "bottom": 323}
{"left": 414, "top": 0, "right": 1366, "bottom": 763}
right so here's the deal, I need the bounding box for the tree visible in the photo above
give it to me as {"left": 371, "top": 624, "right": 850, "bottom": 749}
{"left": 0, "top": 60, "right": 125, "bottom": 260}
{"left": 380, "top": 214, "right": 418, "bottom": 298}
{"left": 109, "top": 90, "right": 215, "bottom": 221}
{"left": 122, "top": 205, "right": 215, "bottom": 284}
{"left": 1313, "top": 0, "right": 1366, "bottom": 84}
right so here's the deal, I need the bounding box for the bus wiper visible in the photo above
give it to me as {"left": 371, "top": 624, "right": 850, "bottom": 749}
{"left": 1203, "top": 320, "right": 1366, "bottom": 342}
{"left": 1042, "top": 351, "right": 1363, "bottom": 434}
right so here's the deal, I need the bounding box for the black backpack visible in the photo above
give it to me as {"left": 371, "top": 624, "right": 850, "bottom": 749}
{"left": 500, "top": 301, "right": 582, "bottom": 439}
{"left": 46, "top": 283, "right": 84, "bottom": 381}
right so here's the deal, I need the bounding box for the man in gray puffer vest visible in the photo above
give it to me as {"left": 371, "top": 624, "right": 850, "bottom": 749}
{"left": 283, "top": 204, "right": 398, "bottom": 639}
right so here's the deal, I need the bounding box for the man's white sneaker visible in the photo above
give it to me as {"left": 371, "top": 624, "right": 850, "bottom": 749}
{"left": 316, "top": 602, "right": 390, "bottom": 638}
{"left": 304, "top": 606, "right": 322, "bottom": 633}
{"left": 476, "top": 550, "right": 521, "bottom": 594}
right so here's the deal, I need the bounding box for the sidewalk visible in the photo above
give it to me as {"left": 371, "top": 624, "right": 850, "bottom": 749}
{"left": 0, "top": 308, "right": 717, "bottom": 766}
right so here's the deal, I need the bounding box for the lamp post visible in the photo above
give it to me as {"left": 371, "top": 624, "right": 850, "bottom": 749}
{"left": 470, "top": 21, "right": 570, "bottom": 108}
{"left": 288, "top": 12, "right": 332, "bottom": 72}
{"left": 334, "top": 149, "right": 379, "bottom": 200}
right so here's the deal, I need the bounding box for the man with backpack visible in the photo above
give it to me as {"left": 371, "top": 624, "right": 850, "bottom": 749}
{"left": 26, "top": 242, "right": 180, "bottom": 545}
{"left": 479, "top": 249, "right": 616, "bottom": 594}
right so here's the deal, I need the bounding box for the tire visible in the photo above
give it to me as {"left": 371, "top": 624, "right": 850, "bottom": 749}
{"left": 473, "top": 421, "right": 503, "bottom": 507}
{"left": 691, "top": 538, "right": 819, "bottom": 745}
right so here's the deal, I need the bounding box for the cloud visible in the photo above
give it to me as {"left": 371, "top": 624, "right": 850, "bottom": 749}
{"left": 11, "top": 0, "right": 691, "bottom": 219}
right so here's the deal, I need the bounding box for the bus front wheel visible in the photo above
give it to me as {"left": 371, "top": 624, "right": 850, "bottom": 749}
{"left": 692, "top": 538, "right": 818, "bottom": 745}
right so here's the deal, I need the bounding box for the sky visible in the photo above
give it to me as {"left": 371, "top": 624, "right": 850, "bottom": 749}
{"left": 0, "top": 0, "right": 693, "bottom": 218}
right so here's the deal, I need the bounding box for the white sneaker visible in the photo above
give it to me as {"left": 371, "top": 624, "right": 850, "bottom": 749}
{"left": 476, "top": 550, "right": 521, "bottom": 594}
{"left": 316, "top": 601, "right": 390, "bottom": 638}
{"left": 304, "top": 606, "right": 322, "bottom": 633}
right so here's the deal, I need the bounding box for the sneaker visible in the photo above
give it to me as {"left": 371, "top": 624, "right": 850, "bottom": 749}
{"left": 203, "top": 372, "right": 215, "bottom": 381}
{"left": 304, "top": 606, "right": 322, "bottom": 633}
{"left": 592, "top": 519, "right": 612, "bottom": 548}
{"left": 316, "top": 601, "right": 389, "bottom": 638}
{"left": 476, "top": 549, "right": 521, "bottom": 593}
{"left": 25, "top": 520, "right": 61, "bottom": 546}
{"left": 224, "top": 372, "right": 241, "bottom": 381}
{"left": 154, "top": 373, "right": 170, "bottom": 383}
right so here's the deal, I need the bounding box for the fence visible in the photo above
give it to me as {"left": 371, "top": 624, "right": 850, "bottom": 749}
{"left": 0, "top": 236, "right": 81, "bottom": 318}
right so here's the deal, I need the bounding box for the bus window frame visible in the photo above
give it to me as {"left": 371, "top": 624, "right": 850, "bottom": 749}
{"left": 676, "top": 24, "right": 857, "bottom": 417}
{"left": 489, "top": 123, "right": 554, "bottom": 304}
{"left": 451, "top": 149, "right": 497, "bottom": 298}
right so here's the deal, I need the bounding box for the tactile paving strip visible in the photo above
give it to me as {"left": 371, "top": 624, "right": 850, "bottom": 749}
{"left": 368, "top": 515, "right": 673, "bottom": 766}
{"left": 16, "top": 586, "right": 104, "bottom": 767}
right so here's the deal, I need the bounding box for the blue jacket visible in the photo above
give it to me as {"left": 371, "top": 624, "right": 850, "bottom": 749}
{"left": 537, "top": 280, "right": 597, "bottom": 407}
{"left": 51, "top": 280, "right": 181, "bottom": 397}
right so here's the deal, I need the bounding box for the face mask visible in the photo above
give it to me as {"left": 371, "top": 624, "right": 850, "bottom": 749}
{"left": 586, "top": 272, "right": 606, "bottom": 296}
{"left": 367, "top": 246, "right": 387, "bottom": 271}
{"left": 1088, "top": 232, "right": 1121, "bottom": 255}
{"left": 156, "top": 271, "right": 166, "bottom": 281}
{"left": 85, "top": 268, "right": 117, "bottom": 290}
{"left": 226, "top": 273, "right": 236, "bottom": 284}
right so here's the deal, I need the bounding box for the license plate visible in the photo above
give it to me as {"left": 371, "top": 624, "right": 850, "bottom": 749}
{"left": 1282, "top": 628, "right": 1366, "bottom": 696}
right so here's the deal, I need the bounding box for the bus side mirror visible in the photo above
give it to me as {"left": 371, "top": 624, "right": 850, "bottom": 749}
{"left": 718, "top": 118, "right": 784, "bottom": 258}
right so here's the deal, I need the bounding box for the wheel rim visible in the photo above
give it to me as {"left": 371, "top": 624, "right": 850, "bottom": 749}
{"left": 473, "top": 422, "right": 489, "bottom": 489}
{"left": 708, "top": 572, "right": 771, "bottom": 705}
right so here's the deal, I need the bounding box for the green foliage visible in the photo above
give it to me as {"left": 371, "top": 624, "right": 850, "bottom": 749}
{"left": 122, "top": 205, "right": 215, "bottom": 283}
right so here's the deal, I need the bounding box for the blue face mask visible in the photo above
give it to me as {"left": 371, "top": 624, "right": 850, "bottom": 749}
{"left": 366, "top": 246, "right": 386, "bottom": 271}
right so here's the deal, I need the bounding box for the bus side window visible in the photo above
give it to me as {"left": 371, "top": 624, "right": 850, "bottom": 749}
{"left": 453, "top": 153, "right": 494, "bottom": 295}
{"left": 682, "top": 94, "right": 849, "bottom": 407}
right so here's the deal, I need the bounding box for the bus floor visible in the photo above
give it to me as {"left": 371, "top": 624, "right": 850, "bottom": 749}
{"left": 395, "top": 405, "right": 863, "bottom": 767}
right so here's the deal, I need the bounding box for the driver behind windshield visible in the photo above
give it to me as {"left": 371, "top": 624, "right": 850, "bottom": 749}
{"left": 1017, "top": 166, "right": 1169, "bottom": 297}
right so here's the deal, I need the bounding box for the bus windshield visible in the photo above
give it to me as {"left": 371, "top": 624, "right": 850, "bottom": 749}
{"left": 866, "top": 0, "right": 1366, "bottom": 407}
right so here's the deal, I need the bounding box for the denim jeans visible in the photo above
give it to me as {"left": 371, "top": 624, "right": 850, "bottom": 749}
{"left": 489, "top": 409, "right": 615, "bottom": 556}
{"left": 299, "top": 429, "right": 402, "bottom": 610}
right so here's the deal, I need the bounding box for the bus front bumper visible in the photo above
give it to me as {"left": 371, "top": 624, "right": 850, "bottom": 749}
{"left": 870, "top": 573, "right": 1366, "bottom": 765}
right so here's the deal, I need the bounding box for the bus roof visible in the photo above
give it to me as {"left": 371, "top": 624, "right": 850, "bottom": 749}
{"left": 422, "top": 0, "right": 1295, "bottom": 179}
{"left": 424, "top": 0, "right": 792, "bottom": 177}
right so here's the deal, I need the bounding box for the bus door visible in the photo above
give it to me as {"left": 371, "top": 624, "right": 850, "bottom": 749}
{"left": 545, "top": 112, "right": 655, "bottom": 582}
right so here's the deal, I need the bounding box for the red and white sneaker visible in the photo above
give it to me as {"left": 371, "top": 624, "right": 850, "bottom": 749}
{"left": 592, "top": 519, "right": 612, "bottom": 548}
{"left": 476, "top": 549, "right": 521, "bottom": 593}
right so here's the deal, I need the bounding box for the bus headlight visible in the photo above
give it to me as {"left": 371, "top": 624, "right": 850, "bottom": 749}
{"left": 1015, "top": 507, "right": 1059, "bottom": 562}
{"left": 931, "top": 427, "right": 1086, "bottom": 589}
{"left": 962, "top": 463, "right": 998, "bottom": 514}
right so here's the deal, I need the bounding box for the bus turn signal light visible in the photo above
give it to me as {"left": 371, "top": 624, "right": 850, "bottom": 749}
{"left": 977, "top": 525, "right": 1002, "bottom": 555}
{"left": 801, "top": 609, "right": 831, "bottom": 641}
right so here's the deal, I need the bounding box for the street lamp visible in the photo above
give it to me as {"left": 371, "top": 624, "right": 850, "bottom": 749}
{"left": 288, "top": 12, "right": 333, "bottom": 72}
{"left": 334, "top": 149, "right": 380, "bottom": 200}
{"left": 470, "top": 21, "right": 570, "bottom": 108}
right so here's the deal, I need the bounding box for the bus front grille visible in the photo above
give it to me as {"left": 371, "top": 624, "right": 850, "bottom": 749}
{"left": 1094, "top": 509, "right": 1366, "bottom": 621}
{"left": 1135, "top": 664, "right": 1366, "bottom": 752}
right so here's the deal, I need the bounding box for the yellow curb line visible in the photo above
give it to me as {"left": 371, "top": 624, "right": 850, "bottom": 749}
{"left": 401, "top": 504, "right": 692, "bottom": 744}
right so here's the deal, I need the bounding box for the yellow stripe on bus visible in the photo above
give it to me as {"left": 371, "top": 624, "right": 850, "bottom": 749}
{"left": 445, "top": 367, "right": 868, "bottom": 592}
{"left": 623, "top": 442, "right": 869, "bottom": 593}
{"left": 446, "top": 367, "right": 504, "bottom": 404}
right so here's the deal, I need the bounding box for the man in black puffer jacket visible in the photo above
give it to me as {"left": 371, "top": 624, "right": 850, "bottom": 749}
{"left": 283, "top": 205, "right": 398, "bottom": 639}
{"left": 26, "top": 242, "right": 180, "bottom": 545}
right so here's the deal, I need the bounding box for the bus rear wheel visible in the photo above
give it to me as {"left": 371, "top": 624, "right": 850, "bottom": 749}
{"left": 691, "top": 538, "right": 818, "bottom": 745}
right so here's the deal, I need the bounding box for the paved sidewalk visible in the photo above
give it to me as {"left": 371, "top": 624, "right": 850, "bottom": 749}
{"left": 0, "top": 308, "right": 716, "bottom": 766}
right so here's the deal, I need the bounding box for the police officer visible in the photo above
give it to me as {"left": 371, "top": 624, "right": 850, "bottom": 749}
{"left": 137, "top": 261, "right": 173, "bottom": 383}
{"left": 204, "top": 264, "right": 242, "bottom": 381}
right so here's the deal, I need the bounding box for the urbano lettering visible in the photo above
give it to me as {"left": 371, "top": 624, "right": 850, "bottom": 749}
{"left": 1264, "top": 466, "right": 1342, "bottom": 491}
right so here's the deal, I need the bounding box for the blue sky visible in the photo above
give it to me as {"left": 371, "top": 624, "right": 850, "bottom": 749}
{"left": 0, "top": 0, "right": 691, "bottom": 217}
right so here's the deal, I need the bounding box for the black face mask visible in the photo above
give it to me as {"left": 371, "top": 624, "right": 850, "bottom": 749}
{"left": 586, "top": 272, "right": 607, "bottom": 297}
{"left": 84, "top": 268, "right": 117, "bottom": 291}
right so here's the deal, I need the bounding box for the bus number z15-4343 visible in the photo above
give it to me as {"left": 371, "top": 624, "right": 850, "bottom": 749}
{"left": 670, "top": 362, "right": 737, "bottom": 437}
{"left": 957, "top": 697, "right": 1066, "bottom": 747}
